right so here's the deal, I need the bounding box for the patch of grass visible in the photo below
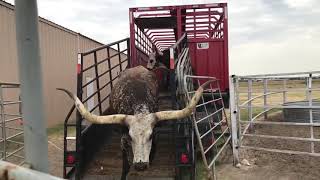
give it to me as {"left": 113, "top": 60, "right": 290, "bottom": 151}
{"left": 47, "top": 123, "right": 76, "bottom": 139}
{"left": 238, "top": 80, "right": 320, "bottom": 106}
{"left": 47, "top": 123, "right": 65, "bottom": 135}
{"left": 196, "top": 160, "right": 207, "bottom": 180}
{"left": 195, "top": 151, "right": 227, "bottom": 180}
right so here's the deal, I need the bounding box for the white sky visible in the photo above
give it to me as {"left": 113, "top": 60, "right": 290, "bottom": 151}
{"left": 5, "top": 0, "right": 320, "bottom": 75}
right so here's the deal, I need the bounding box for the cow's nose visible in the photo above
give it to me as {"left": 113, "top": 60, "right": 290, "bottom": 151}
{"left": 134, "top": 162, "right": 148, "bottom": 171}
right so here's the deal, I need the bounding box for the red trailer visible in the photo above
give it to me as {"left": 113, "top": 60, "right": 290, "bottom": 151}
{"left": 129, "top": 3, "right": 229, "bottom": 93}
{"left": 62, "top": 3, "right": 230, "bottom": 180}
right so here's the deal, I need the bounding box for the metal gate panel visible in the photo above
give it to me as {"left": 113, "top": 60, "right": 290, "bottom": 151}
{"left": 183, "top": 76, "right": 231, "bottom": 180}
{"left": 0, "top": 83, "right": 24, "bottom": 166}
{"left": 230, "top": 71, "right": 320, "bottom": 165}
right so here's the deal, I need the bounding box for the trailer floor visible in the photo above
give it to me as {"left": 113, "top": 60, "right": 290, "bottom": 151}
{"left": 82, "top": 132, "right": 175, "bottom": 180}
{"left": 82, "top": 92, "right": 176, "bottom": 180}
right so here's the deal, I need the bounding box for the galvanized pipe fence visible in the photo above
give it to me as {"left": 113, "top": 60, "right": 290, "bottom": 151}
{"left": 0, "top": 160, "right": 64, "bottom": 180}
{"left": 0, "top": 83, "right": 24, "bottom": 166}
{"left": 230, "top": 71, "right": 320, "bottom": 164}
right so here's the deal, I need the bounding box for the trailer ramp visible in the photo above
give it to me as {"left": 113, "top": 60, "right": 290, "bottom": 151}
{"left": 81, "top": 96, "right": 176, "bottom": 180}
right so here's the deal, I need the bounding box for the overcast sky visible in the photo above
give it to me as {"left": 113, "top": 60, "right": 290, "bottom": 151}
{"left": 6, "top": 0, "right": 320, "bottom": 75}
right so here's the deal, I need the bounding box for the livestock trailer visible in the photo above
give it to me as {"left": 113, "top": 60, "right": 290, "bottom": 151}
{"left": 129, "top": 3, "right": 229, "bottom": 97}
{"left": 62, "top": 3, "right": 229, "bottom": 180}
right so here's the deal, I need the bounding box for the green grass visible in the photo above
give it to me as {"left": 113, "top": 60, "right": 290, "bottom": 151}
{"left": 47, "top": 123, "right": 65, "bottom": 135}
{"left": 239, "top": 108, "right": 280, "bottom": 119}
{"left": 196, "top": 160, "right": 207, "bottom": 180}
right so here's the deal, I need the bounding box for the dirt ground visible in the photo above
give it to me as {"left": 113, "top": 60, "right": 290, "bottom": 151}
{"left": 48, "top": 131, "right": 65, "bottom": 177}
{"left": 214, "top": 146, "right": 320, "bottom": 180}
{"left": 47, "top": 116, "right": 320, "bottom": 180}
{"left": 212, "top": 112, "right": 320, "bottom": 180}
{"left": 216, "top": 151, "right": 320, "bottom": 180}
{"left": 46, "top": 107, "right": 320, "bottom": 180}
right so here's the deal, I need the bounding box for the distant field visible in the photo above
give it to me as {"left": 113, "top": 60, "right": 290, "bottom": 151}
{"left": 237, "top": 79, "right": 320, "bottom": 106}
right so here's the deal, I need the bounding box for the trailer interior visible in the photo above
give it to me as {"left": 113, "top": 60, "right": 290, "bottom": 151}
{"left": 62, "top": 3, "right": 230, "bottom": 180}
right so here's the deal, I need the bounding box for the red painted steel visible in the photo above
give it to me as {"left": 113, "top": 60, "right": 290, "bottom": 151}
{"left": 129, "top": 3, "right": 229, "bottom": 91}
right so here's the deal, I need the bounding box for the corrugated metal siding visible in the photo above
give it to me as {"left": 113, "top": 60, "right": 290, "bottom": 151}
{"left": 0, "top": 1, "right": 122, "bottom": 127}
{"left": 0, "top": 3, "right": 18, "bottom": 83}
{"left": 0, "top": 3, "right": 19, "bottom": 119}
{"left": 38, "top": 21, "right": 78, "bottom": 127}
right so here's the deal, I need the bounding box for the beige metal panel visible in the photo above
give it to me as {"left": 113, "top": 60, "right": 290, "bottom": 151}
{"left": 0, "top": 2, "right": 119, "bottom": 127}
{"left": 0, "top": 3, "right": 20, "bottom": 119}
{"left": 38, "top": 22, "right": 78, "bottom": 127}
{"left": 0, "top": 1, "right": 79, "bottom": 127}
{"left": 0, "top": 3, "right": 18, "bottom": 83}
{"left": 79, "top": 35, "right": 103, "bottom": 53}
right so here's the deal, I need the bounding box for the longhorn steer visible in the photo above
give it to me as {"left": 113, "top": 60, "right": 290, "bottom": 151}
{"left": 58, "top": 65, "right": 211, "bottom": 179}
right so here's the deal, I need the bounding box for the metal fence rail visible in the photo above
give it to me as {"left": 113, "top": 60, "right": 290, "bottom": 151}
{"left": 174, "top": 33, "right": 193, "bottom": 104}
{"left": 0, "top": 83, "right": 24, "bottom": 166}
{"left": 0, "top": 160, "right": 63, "bottom": 180}
{"left": 230, "top": 72, "right": 320, "bottom": 164}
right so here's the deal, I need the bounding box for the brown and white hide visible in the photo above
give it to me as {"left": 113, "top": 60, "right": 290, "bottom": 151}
{"left": 110, "top": 65, "right": 159, "bottom": 115}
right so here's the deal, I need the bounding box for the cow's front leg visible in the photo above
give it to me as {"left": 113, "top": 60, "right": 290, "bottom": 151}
{"left": 121, "top": 150, "right": 129, "bottom": 180}
{"left": 121, "top": 134, "right": 132, "bottom": 180}
{"left": 149, "top": 134, "right": 157, "bottom": 165}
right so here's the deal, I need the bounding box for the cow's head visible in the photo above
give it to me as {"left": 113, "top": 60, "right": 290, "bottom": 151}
{"left": 147, "top": 51, "right": 156, "bottom": 69}
{"left": 147, "top": 47, "right": 164, "bottom": 70}
{"left": 57, "top": 80, "right": 211, "bottom": 171}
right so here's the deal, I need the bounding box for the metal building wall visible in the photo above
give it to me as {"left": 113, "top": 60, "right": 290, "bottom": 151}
{"left": 0, "top": 1, "right": 119, "bottom": 126}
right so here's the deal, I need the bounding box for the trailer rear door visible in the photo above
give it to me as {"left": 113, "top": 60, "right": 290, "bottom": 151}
{"left": 189, "top": 40, "right": 228, "bottom": 91}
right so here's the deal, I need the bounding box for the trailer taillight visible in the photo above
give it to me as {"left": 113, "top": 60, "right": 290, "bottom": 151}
{"left": 66, "top": 154, "right": 75, "bottom": 164}
{"left": 180, "top": 153, "right": 189, "bottom": 164}
{"left": 77, "top": 64, "right": 81, "bottom": 74}
{"left": 77, "top": 53, "right": 82, "bottom": 74}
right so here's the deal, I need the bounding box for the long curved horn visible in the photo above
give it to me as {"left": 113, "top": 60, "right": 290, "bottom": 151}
{"left": 57, "top": 88, "right": 128, "bottom": 124}
{"left": 155, "top": 80, "right": 213, "bottom": 121}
